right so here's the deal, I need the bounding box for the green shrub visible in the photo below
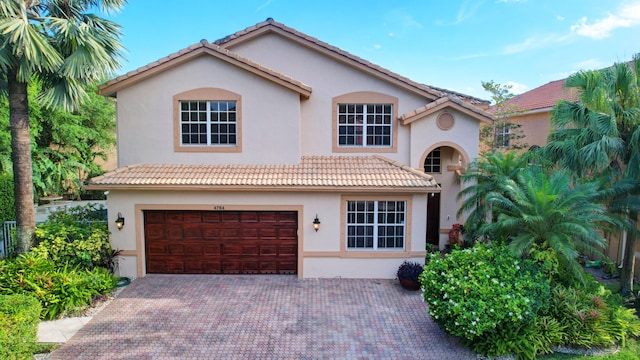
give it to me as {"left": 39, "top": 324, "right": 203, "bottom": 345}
{"left": 0, "top": 294, "right": 41, "bottom": 359}
{"left": 421, "top": 244, "right": 551, "bottom": 342}
{"left": 0, "top": 173, "right": 15, "bottom": 225}
{"left": 549, "top": 284, "right": 640, "bottom": 349}
{"left": 32, "top": 203, "right": 111, "bottom": 270}
{"left": 0, "top": 252, "right": 117, "bottom": 319}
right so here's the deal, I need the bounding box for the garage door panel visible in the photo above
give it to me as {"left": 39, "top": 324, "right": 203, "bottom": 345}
{"left": 145, "top": 210, "right": 297, "bottom": 275}
{"left": 145, "top": 224, "right": 166, "bottom": 240}
{"left": 260, "top": 245, "right": 277, "bottom": 256}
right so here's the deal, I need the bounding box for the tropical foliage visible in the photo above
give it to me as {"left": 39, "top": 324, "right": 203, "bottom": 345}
{"left": 543, "top": 55, "right": 640, "bottom": 295}
{"left": 480, "top": 80, "right": 526, "bottom": 153}
{"left": 0, "top": 0, "right": 124, "bottom": 253}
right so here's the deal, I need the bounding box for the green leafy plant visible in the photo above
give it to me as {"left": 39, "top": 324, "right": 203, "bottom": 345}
{"left": 0, "top": 294, "right": 41, "bottom": 359}
{"left": 0, "top": 173, "right": 15, "bottom": 225}
{"left": 0, "top": 252, "right": 117, "bottom": 319}
{"left": 32, "top": 204, "right": 111, "bottom": 270}
{"left": 421, "top": 243, "right": 551, "bottom": 343}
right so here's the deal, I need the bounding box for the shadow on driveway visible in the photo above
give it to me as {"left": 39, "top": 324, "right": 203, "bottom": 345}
{"left": 49, "top": 275, "right": 476, "bottom": 359}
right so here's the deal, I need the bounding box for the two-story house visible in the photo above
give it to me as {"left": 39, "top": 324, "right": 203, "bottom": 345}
{"left": 88, "top": 19, "right": 493, "bottom": 279}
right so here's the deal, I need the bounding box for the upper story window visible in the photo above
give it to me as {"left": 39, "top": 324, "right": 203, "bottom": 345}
{"left": 337, "top": 103, "right": 392, "bottom": 147}
{"left": 424, "top": 147, "right": 441, "bottom": 173}
{"left": 496, "top": 124, "right": 510, "bottom": 148}
{"left": 332, "top": 92, "right": 398, "bottom": 153}
{"left": 173, "top": 88, "right": 242, "bottom": 153}
{"left": 180, "top": 101, "right": 237, "bottom": 146}
{"left": 346, "top": 200, "right": 406, "bottom": 250}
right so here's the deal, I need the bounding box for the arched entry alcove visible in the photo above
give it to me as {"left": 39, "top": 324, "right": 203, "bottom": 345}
{"left": 420, "top": 142, "right": 469, "bottom": 249}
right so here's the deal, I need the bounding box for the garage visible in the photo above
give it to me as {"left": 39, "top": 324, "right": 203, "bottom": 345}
{"left": 144, "top": 210, "right": 298, "bottom": 274}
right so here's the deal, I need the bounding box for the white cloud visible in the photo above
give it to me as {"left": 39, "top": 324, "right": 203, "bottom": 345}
{"left": 571, "top": 3, "right": 640, "bottom": 39}
{"left": 574, "top": 58, "right": 605, "bottom": 70}
{"left": 255, "top": 0, "right": 272, "bottom": 12}
{"left": 507, "top": 81, "right": 528, "bottom": 94}
{"left": 502, "top": 33, "right": 571, "bottom": 54}
{"left": 373, "top": 44, "right": 382, "bottom": 49}
{"left": 557, "top": 15, "right": 565, "bottom": 21}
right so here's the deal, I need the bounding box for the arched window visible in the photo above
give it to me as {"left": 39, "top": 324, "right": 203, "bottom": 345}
{"left": 424, "top": 147, "right": 441, "bottom": 173}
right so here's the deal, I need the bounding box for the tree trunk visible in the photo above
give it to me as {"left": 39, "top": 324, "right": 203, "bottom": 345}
{"left": 8, "top": 71, "right": 35, "bottom": 254}
{"left": 619, "top": 211, "right": 637, "bottom": 296}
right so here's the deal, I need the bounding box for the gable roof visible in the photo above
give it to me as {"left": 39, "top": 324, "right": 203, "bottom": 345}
{"left": 98, "top": 40, "right": 312, "bottom": 98}
{"left": 86, "top": 156, "right": 438, "bottom": 193}
{"left": 399, "top": 95, "right": 494, "bottom": 125}
{"left": 214, "top": 18, "right": 488, "bottom": 106}
{"left": 495, "top": 79, "right": 579, "bottom": 114}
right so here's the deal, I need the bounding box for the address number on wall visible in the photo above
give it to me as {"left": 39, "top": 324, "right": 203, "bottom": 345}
{"left": 212, "top": 205, "right": 225, "bottom": 210}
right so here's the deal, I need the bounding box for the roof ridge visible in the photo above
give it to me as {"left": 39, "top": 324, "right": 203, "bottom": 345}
{"left": 215, "top": 19, "right": 488, "bottom": 104}
{"left": 99, "top": 40, "right": 311, "bottom": 97}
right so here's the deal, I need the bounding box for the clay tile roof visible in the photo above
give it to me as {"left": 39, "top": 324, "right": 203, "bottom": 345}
{"left": 494, "top": 79, "right": 579, "bottom": 113}
{"left": 98, "top": 40, "right": 311, "bottom": 98}
{"left": 215, "top": 18, "right": 489, "bottom": 105}
{"left": 399, "top": 96, "right": 494, "bottom": 125}
{"left": 86, "top": 156, "right": 438, "bottom": 192}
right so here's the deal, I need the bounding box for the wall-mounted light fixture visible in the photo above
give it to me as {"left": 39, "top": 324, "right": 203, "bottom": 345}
{"left": 313, "top": 214, "right": 321, "bottom": 232}
{"left": 115, "top": 212, "right": 125, "bottom": 230}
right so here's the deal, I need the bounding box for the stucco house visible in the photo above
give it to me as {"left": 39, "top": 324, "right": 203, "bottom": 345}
{"left": 88, "top": 19, "right": 493, "bottom": 279}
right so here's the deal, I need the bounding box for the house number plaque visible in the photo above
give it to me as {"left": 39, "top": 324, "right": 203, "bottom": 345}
{"left": 212, "top": 205, "right": 225, "bottom": 210}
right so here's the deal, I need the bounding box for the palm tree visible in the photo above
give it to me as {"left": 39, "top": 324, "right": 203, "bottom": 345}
{"left": 543, "top": 55, "right": 640, "bottom": 295}
{"left": 0, "top": 0, "right": 124, "bottom": 253}
{"left": 481, "top": 168, "right": 617, "bottom": 284}
{"left": 457, "top": 150, "right": 537, "bottom": 242}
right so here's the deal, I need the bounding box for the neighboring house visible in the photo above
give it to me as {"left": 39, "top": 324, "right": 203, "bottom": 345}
{"left": 490, "top": 79, "right": 578, "bottom": 150}
{"left": 494, "top": 77, "right": 639, "bottom": 279}
{"left": 88, "top": 19, "right": 492, "bottom": 279}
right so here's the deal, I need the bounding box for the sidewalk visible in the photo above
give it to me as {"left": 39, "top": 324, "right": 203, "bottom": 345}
{"left": 38, "top": 317, "right": 92, "bottom": 343}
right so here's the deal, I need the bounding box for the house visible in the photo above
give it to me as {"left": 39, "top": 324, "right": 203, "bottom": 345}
{"left": 88, "top": 19, "right": 492, "bottom": 279}
{"left": 496, "top": 79, "right": 578, "bottom": 149}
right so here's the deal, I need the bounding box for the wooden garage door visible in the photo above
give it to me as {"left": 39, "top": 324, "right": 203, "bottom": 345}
{"left": 144, "top": 210, "right": 297, "bottom": 274}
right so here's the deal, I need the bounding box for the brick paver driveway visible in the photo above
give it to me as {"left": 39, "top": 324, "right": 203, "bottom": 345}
{"left": 50, "top": 275, "right": 476, "bottom": 359}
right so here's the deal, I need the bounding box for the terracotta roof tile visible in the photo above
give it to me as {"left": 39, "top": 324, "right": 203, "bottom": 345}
{"left": 400, "top": 96, "right": 494, "bottom": 125}
{"left": 214, "top": 18, "right": 489, "bottom": 105}
{"left": 492, "top": 79, "right": 579, "bottom": 113}
{"left": 87, "top": 156, "right": 438, "bottom": 192}
{"left": 98, "top": 40, "right": 311, "bottom": 98}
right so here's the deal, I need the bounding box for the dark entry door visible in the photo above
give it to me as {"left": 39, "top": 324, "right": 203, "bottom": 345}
{"left": 426, "top": 193, "right": 440, "bottom": 246}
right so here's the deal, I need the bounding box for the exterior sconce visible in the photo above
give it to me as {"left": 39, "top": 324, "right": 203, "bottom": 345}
{"left": 115, "top": 212, "right": 125, "bottom": 230}
{"left": 313, "top": 214, "right": 321, "bottom": 232}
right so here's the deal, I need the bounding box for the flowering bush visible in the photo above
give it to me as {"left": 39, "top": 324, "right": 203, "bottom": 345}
{"left": 420, "top": 243, "right": 550, "bottom": 341}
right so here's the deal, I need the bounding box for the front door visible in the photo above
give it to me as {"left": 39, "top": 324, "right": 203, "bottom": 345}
{"left": 426, "top": 192, "right": 440, "bottom": 247}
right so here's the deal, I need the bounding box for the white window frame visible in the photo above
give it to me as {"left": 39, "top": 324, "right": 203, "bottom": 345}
{"left": 337, "top": 103, "right": 393, "bottom": 148}
{"left": 179, "top": 100, "right": 237, "bottom": 146}
{"left": 346, "top": 200, "right": 406, "bottom": 251}
{"left": 496, "top": 124, "right": 510, "bottom": 148}
{"left": 424, "top": 147, "right": 441, "bottom": 173}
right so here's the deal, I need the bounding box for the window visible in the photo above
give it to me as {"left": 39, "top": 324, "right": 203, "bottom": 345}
{"left": 424, "top": 147, "right": 441, "bottom": 173}
{"left": 337, "top": 103, "right": 392, "bottom": 147}
{"left": 174, "top": 88, "right": 242, "bottom": 152}
{"left": 346, "top": 200, "right": 405, "bottom": 250}
{"left": 180, "top": 101, "right": 237, "bottom": 145}
{"left": 496, "top": 124, "right": 510, "bottom": 148}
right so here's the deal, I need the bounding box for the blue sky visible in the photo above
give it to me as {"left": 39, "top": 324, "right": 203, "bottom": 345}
{"left": 107, "top": 0, "right": 640, "bottom": 100}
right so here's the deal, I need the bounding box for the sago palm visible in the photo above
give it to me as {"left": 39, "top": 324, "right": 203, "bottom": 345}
{"left": 457, "top": 150, "right": 539, "bottom": 242}
{"left": 0, "top": 0, "right": 124, "bottom": 253}
{"left": 543, "top": 55, "right": 640, "bottom": 295}
{"left": 481, "top": 168, "right": 616, "bottom": 284}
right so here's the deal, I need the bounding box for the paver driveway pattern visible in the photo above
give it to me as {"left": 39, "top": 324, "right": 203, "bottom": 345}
{"left": 49, "top": 275, "right": 476, "bottom": 359}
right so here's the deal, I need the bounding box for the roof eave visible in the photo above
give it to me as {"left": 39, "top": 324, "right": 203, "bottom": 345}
{"left": 85, "top": 184, "right": 438, "bottom": 193}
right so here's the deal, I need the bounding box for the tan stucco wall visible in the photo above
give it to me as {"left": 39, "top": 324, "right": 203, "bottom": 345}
{"left": 115, "top": 56, "right": 302, "bottom": 166}
{"left": 507, "top": 110, "right": 552, "bottom": 149}
{"left": 226, "top": 32, "right": 431, "bottom": 163}
{"left": 106, "top": 190, "right": 428, "bottom": 279}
